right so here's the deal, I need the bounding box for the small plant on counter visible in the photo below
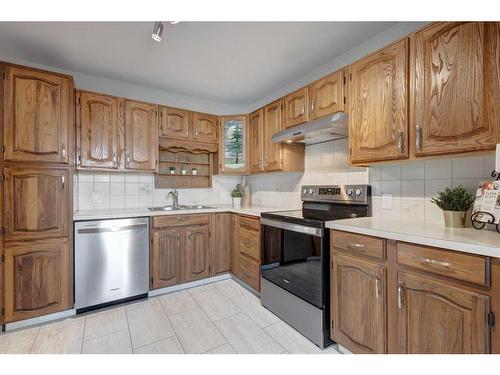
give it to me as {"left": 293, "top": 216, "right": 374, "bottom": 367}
{"left": 231, "top": 189, "right": 244, "bottom": 198}
{"left": 231, "top": 186, "right": 244, "bottom": 209}
{"left": 431, "top": 186, "right": 475, "bottom": 228}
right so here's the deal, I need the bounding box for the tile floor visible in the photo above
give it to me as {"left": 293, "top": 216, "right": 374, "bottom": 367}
{"left": 0, "top": 279, "right": 340, "bottom": 354}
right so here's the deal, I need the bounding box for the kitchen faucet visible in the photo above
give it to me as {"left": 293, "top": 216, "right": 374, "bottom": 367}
{"left": 168, "top": 189, "right": 179, "bottom": 206}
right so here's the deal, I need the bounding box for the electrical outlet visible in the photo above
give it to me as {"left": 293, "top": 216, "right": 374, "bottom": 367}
{"left": 91, "top": 192, "right": 104, "bottom": 204}
{"left": 382, "top": 194, "right": 393, "bottom": 210}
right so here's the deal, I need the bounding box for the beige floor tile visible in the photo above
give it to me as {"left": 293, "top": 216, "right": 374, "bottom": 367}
{"left": 84, "top": 306, "right": 128, "bottom": 340}
{"left": 214, "top": 313, "right": 285, "bottom": 354}
{"left": 134, "top": 336, "right": 184, "bottom": 354}
{"left": 31, "top": 323, "right": 84, "bottom": 354}
{"left": 204, "top": 343, "right": 236, "bottom": 354}
{"left": 190, "top": 284, "right": 241, "bottom": 321}
{"left": 213, "top": 279, "right": 248, "bottom": 298}
{"left": 126, "top": 302, "right": 175, "bottom": 348}
{"left": 0, "top": 327, "right": 39, "bottom": 354}
{"left": 125, "top": 297, "right": 160, "bottom": 312}
{"left": 159, "top": 290, "right": 198, "bottom": 316}
{"left": 231, "top": 293, "right": 280, "bottom": 328}
{"left": 39, "top": 315, "right": 86, "bottom": 334}
{"left": 169, "top": 308, "right": 227, "bottom": 354}
{"left": 82, "top": 330, "right": 132, "bottom": 354}
{"left": 187, "top": 282, "right": 217, "bottom": 296}
{"left": 264, "top": 321, "right": 323, "bottom": 354}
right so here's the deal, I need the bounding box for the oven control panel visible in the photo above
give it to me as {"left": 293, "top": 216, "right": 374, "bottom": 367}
{"left": 301, "top": 185, "right": 371, "bottom": 203}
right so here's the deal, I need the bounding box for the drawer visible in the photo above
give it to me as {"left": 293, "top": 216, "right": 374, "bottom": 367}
{"left": 153, "top": 214, "right": 210, "bottom": 228}
{"left": 331, "top": 230, "right": 385, "bottom": 260}
{"left": 239, "top": 227, "right": 260, "bottom": 260}
{"left": 397, "top": 242, "right": 490, "bottom": 286}
{"left": 239, "top": 253, "right": 260, "bottom": 291}
{"left": 239, "top": 216, "right": 260, "bottom": 232}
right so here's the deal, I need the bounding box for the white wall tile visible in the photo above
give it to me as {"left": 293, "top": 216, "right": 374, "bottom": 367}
{"left": 125, "top": 174, "right": 140, "bottom": 183}
{"left": 94, "top": 172, "right": 110, "bottom": 183}
{"left": 401, "top": 180, "right": 424, "bottom": 200}
{"left": 110, "top": 173, "right": 125, "bottom": 183}
{"left": 110, "top": 196, "right": 125, "bottom": 209}
{"left": 125, "top": 183, "right": 140, "bottom": 195}
{"left": 401, "top": 199, "right": 425, "bottom": 221}
{"left": 93, "top": 182, "right": 110, "bottom": 194}
{"left": 380, "top": 165, "right": 402, "bottom": 181}
{"left": 401, "top": 162, "right": 425, "bottom": 180}
{"left": 381, "top": 180, "right": 401, "bottom": 197}
{"left": 110, "top": 182, "right": 126, "bottom": 195}
{"left": 425, "top": 159, "right": 452, "bottom": 179}
{"left": 452, "top": 156, "right": 484, "bottom": 179}
{"left": 425, "top": 179, "right": 452, "bottom": 199}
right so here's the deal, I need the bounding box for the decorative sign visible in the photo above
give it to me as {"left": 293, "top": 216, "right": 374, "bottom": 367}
{"left": 472, "top": 181, "right": 500, "bottom": 224}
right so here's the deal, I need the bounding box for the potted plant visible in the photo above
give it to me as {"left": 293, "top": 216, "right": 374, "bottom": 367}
{"left": 431, "top": 186, "right": 475, "bottom": 228}
{"left": 231, "top": 188, "right": 244, "bottom": 209}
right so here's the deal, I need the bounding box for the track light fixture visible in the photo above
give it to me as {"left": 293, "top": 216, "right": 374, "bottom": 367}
{"left": 152, "top": 22, "right": 164, "bottom": 42}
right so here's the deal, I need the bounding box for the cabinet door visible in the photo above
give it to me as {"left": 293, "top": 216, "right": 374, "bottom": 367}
{"left": 191, "top": 112, "right": 218, "bottom": 143}
{"left": 159, "top": 106, "right": 190, "bottom": 139}
{"left": 0, "top": 165, "right": 3, "bottom": 324}
{"left": 397, "top": 272, "right": 490, "bottom": 353}
{"left": 349, "top": 39, "right": 408, "bottom": 164}
{"left": 124, "top": 100, "right": 158, "bottom": 171}
{"left": 263, "top": 99, "right": 283, "bottom": 171}
{"left": 411, "top": 22, "right": 499, "bottom": 156}
{"left": 310, "top": 69, "right": 345, "bottom": 120}
{"left": 212, "top": 213, "right": 231, "bottom": 275}
{"left": 219, "top": 115, "right": 247, "bottom": 173}
{"left": 4, "top": 237, "right": 70, "bottom": 323}
{"left": 331, "top": 253, "right": 386, "bottom": 353}
{"left": 4, "top": 65, "right": 72, "bottom": 164}
{"left": 151, "top": 229, "right": 181, "bottom": 289}
{"left": 283, "top": 87, "right": 309, "bottom": 128}
{"left": 183, "top": 225, "right": 210, "bottom": 282}
{"left": 78, "top": 91, "right": 119, "bottom": 169}
{"left": 230, "top": 214, "right": 240, "bottom": 275}
{"left": 4, "top": 167, "right": 69, "bottom": 241}
{"left": 248, "top": 109, "right": 264, "bottom": 173}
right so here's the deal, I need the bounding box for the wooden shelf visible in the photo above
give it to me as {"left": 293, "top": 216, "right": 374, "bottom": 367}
{"left": 159, "top": 160, "right": 209, "bottom": 166}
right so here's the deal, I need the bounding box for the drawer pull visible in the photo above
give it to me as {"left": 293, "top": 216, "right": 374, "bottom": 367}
{"left": 282, "top": 278, "right": 290, "bottom": 284}
{"left": 421, "top": 257, "right": 450, "bottom": 268}
{"left": 242, "top": 240, "right": 251, "bottom": 248}
{"left": 375, "top": 272, "right": 381, "bottom": 300}
{"left": 347, "top": 243, "right": 365, "bottom": 250}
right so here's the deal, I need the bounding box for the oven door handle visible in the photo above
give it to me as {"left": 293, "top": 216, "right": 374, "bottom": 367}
{"left": 260, "top": 218, "right": 323, "bottom": 237}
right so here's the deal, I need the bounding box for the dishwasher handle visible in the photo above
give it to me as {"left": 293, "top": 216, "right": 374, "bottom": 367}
{"left": 77, "top": 223, "right": 148, "bottom": 234}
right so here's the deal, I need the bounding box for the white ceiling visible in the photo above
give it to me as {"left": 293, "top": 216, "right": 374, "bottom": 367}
{"left": 0, "top": 22, "right": 396, "bottom": 107}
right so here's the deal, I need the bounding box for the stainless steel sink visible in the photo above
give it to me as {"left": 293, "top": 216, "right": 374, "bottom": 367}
{"left": 148, "top": 205, "right": 213, "bottom": 211}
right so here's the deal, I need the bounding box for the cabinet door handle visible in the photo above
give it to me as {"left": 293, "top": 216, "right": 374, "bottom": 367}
{"left": 311, "top": 98, "right": 315, "bottom": 114}
{"left": 301, "top": 103, "right": 305, "bottom": 115}
{"left": 397, "top": 129, "right": 404, "bottom": 153}
{"left": 421, "top": 257, "right": 451, "bottom": 268}
{"left": 126, "top": 155, "right": 130, "bottom": 166}
{"left": 416, "top": 125, "right": 422, "bottom": 151}
{"left": 375, "top": 272, "right": 381, "bottom": 300}
{"left": 177, "top": 233, "right": 180, "bottom": 248}
{"left": 242, "top": 240, "right": 251, "bottom": 248}
{"left": 112, "top": 153, "right": 117, "bottom": 166}
{"left": 61, "top": 175, "right": 65, "bottom": 190}
{"left": 61, "top": 147, "right": 66, "bottom": 159}
{"left": 398, "top": 282, "right": 405, "bottom": 309}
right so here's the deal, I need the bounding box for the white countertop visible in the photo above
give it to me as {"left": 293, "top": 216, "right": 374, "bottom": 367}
{"left": 326, "top": 217, "right": 500, "bottom": 258}
{"left": 73, "top": 205, "right": 296, "bottom": 221}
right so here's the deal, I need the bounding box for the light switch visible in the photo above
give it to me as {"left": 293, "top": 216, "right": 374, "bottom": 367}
{"left": 382, "top": 194, "right": 393, "bottom": 210}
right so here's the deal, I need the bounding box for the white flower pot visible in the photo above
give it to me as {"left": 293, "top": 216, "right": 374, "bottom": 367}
{"left": 232, "top": 197, "right": 242, "bottom": 209}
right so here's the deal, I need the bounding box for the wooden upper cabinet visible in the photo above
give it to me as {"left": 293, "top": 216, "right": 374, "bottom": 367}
{"left": 263, "top": 99, "right": 283, "bottom": 171}
{"left": 249, "top": 109, "right": 264, "bottom": 173}
{"left": 77, "top": 91, "right": 121, "bottom": 169}
{"left": 411, "top": 22, "right": 500, "bottom": 157}
{"left": 283, "top": 87, "right": 309, "bottom": 128}
{"left": 3, "top": 65, "right": 72, "bottom": 164}
{"left": 4, "top": 166, "right": 69, "bottom": 241}
{"left": 212, "top": 213, "right": 231, "bottom": 275}
{"left": 349, "top": 38, "right": 409, "bottom": 164}
{"left": 310, "top": 69, "right": 345, "bottom": 120}
{"left": 331, "top": 254, "right": 386, "bottom": 354}
{"left": 159, "top": 106, "right": 190, "bottom": 139}
{"left": 183, "top": 225, "right": 210, "bottom": 282}
{"left": 3, "top": 237, "right": 70, "bottom": 323}
{"left": 124, "top": 100, "right": 158, "bottom": 171}
{"left": 219, "top": 115, "right": 247, "bottom": 173}
{"left": 192, "top": 112, "right": 218, "bottom": 143}
{"left": 397, "top": 272, "right": 490, "bottom": 353}
{"left": 151, "top": 229, "right": 181, "bottom": 289}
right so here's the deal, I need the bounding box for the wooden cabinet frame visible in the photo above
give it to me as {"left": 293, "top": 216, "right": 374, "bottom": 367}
{"left": 218, "top": 115, "right": 249, "bottom": 174}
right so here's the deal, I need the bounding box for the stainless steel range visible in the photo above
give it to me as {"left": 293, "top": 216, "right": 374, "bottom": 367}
{"left": 260, "top": 184, "right": 371, "bottom": 348}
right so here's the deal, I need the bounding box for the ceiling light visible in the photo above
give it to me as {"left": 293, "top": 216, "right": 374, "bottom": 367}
{"left": 152, "top": 22, "right": 164, "bottom": 42}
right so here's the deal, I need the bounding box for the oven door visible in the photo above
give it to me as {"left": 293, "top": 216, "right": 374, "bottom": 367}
{"left": 260, "top": 218, "right": 326, "bottom": 309}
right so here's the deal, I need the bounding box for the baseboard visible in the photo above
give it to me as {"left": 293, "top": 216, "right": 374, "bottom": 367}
{"left": 148, "top": 273, "right": 232, "bottom": 297}
{"left": 3, "top": 309, "right": 77, "bottom": 332}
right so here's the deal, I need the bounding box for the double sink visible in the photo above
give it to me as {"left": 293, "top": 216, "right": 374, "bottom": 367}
{"left": 148, "top": 205, "right": 214, "bottom": 212}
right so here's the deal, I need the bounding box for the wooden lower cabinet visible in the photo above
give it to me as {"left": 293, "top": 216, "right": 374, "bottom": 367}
{"left": 397, "top": 272, "right": 490, "bottom": 353}
{"left": 3, "top": 237, "right": 71, "bottom": 323}
{"left": 236, "top": 215, "right": 261, "bottom": 291}
{"left": 183, "top": 225, "right": 210, "bottom": 282}
{"left": 212, "top": 213, "right": 231, "bottom": 275}
{"left": 331, "top": 253, "right": 386, "bottom": 354}
{"left": 151, "top": 229, "right": 181, "bottom": 289}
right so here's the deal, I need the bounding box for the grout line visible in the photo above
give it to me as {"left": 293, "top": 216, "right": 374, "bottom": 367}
{"left": 28, "top": 327, "right": 41, "bottom": 354}
{"left": 123, "top": 306, "right": 135, "bottom": 354}
{"left": 79, "top": 315, "right": 87, "bottom": 354}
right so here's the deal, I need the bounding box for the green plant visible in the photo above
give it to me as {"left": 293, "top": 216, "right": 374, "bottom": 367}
{"left": 228, "top": 124, "right": 243, "bottom": 164}
{"left": 431, "top": 186, "right": 475, "bottom": 211}
{"left": 231, "top": 188, "right": 244, "bottom": 198}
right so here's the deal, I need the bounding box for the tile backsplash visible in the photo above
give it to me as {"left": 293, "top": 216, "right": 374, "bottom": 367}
{"left": 75, "top": 137, "right": 496, "bottom": 227}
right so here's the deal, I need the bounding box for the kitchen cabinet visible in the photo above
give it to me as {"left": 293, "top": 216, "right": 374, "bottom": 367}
{"left": 2, "top": 64, "right": 73, "bottom": 164}
{"left": 184, "top": 225, "right": 211, "bottom": 282}
{"left": 248, "top": 109, "right": 264, "bottom": 173}
{"left": 309, "top": 69, "right": 345, "bottom": 120}
{"left": 331, "top": 253, "right": 386, "bottom": 354}
{"left": 236, "top": 215, "right": 261, "bottom": 291}
{"left": 263, "top": 100, "right": 283, "bottom": 171}
{"left": 283, "top": 87, "right": 309, "bottom": 128}
{"left": 0, "top": 165, "right": 4, "bottom": 324}
{"left": 219, "top": 115, "right": 248, "bottom": 173}
{"left": 151, "top": 229, "right": 181, "bottom": 289}
{"left": 159, "top": 106, "right": 191, "bottom": 139}
{"left": 77, "top": 90, "right": 122, "bottom": 169}
{"left": 124, "top": 99, "right": 158, "bottom": 171}
{"left": 4, "top": 166, "right": 70, "bottom": 241}
{"left": 191, "top": 112, "right": 218, "bottom": 143}
{"left": 230, "top": 213, "right": 240, "bottom": 275}
{"left": 3, "top": 237, "right": 71, "bottom": 323}
{"left": 212, "top": 213, "right": 231, "bottom": 275}
{"left": 410, "top": 22, "right": 500, "bottom": 157}
{"left": 397, "top": 272, "right": 489, "bottom": 353}
{"left": 349, "top": 38, "right": 409, "bottom": 164}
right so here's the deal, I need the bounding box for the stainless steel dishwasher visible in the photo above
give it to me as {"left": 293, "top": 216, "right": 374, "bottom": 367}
{"left": 74, "top": 217, "right": 149, "bottom": 312}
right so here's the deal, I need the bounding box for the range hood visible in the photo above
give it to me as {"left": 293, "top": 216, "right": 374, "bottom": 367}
{"left": 272, "top": 112, "right": 348, "bottom": 145}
